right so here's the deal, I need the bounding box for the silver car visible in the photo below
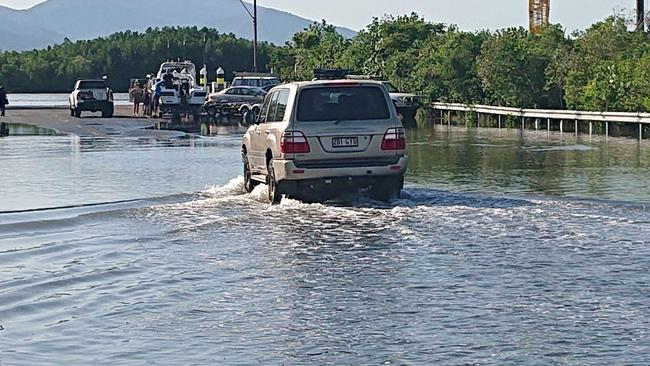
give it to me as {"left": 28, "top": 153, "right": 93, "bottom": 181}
{"left": 242, "top": 80, "right": 408, "bottom": 204}
{"left": 208, "top": 86, "right": 267, "bottom": 104}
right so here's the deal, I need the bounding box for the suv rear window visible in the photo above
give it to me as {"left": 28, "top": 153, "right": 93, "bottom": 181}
{"left": 261, "top": 78, "right": 280, "bottom": 87}
{"left": 297, "top": 86, "right": 390, "bottom": 122}
{"left": 79, "top": 81, "right": 107, "bottom": 89}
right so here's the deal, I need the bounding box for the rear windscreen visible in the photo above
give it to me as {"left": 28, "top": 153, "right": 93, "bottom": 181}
{"left": 261, "top": 79, "right": 280, "bottom": 87}
{"left": 79, "top": 81, "right": 107, "bottom": 89}
{"left": 297, "top": 86, "right": 390, "bottom": 122}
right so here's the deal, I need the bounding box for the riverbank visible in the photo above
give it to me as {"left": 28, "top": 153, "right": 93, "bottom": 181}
{"left": 0, "top": 106, "right": 187, "bottom": 139}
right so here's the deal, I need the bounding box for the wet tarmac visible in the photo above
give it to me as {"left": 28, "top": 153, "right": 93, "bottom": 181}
{"left": 1, "top": 106, "right": 186, "bottom": 139}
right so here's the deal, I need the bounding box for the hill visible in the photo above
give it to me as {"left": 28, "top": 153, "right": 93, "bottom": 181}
{"left": 0, "top": 0, "right": 356, "bottom": 51}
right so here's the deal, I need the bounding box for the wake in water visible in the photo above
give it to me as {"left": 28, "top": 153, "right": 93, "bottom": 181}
{"left": 196, "top": 176, "right": 534, "bottom": 210}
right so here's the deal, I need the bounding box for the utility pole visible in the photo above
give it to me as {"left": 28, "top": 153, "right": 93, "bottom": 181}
{"left": 637, "top": 0, "right": 646, "bottom": 32}
{"left": 240, "top": 0, "right": 258, "bottom": 72}
{"left": 253, "top": 0, "right": 258, "bottom": 72}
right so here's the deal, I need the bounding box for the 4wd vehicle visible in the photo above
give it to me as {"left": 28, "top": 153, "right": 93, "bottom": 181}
{"left": 346, "top": 73, "right": 421, "bottom": 120}
{"left": 241, "top": 80, "right": 408, "bottom": 204}
{"left": 69, "top": 79, "right": 114, "bottom": 118}
{"left": 232, "top": 73, "right": 280, "bottom": 92}
{"left": 382, "top": 81, "right": 421, "bottom": 120}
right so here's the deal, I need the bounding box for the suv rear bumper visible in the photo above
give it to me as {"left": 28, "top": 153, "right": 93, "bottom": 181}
{"left": 76, "top": 100, "right": 113, "bottom": 112}
{"left": 277, "top": 174, "right": 404, "bottom": 201}
{"left": 273, "top": 156, "right": 408, "bottom": 181}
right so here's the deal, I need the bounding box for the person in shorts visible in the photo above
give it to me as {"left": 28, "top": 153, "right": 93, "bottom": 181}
{"left": 129, "top": 83, "right": 144, "bottom": 116}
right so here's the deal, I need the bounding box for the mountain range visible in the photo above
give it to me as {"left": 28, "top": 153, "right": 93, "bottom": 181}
{"left": 0, "top": 0, "right": 357, "bottom": 51}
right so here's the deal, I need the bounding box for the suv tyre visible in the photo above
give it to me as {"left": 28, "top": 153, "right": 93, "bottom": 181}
{"left": 243, "top": 152, "right": 258, "bottom": 193}
{"left": 102, "top": 105, "right": 115, "bottom": 118}
{"left": 370, "top": 176, "right": 403, "bottom": 203}
{"left": 101, "top": 106, "right": 114, "bottom": 118}
{"left": 267, "top": 159, "right": 282, "bottom": 205}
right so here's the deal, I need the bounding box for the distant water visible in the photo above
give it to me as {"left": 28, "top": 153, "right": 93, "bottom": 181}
{"left": 6, "top": 93, "right": 131, "bottom": 107}
{"left": 1, "top": 126, "right": 649, "bottom": 365}
{"left": 407, "top": 125, "right": 650, "bottom": 202}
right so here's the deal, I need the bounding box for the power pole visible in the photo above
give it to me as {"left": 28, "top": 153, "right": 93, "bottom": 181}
{"left": 239, "top": 0, "right": 259, "bottom": 72}
{"left": 253, "top": 0, "right": 258, "bottom": 72}
{"left": 637, "top": 0, "right": 646, "bottom": 32}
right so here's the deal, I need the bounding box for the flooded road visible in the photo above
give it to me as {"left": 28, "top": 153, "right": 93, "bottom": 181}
{"left": 1, "top": 126, "right": 649, "bottom": 365}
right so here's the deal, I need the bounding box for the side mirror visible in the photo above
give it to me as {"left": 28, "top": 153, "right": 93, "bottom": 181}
{"left": 243, "top": 111, "right": 257, "bottom": 126}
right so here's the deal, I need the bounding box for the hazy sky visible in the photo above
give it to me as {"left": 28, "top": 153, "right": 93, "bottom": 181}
{"left": 0, "top": 0, "right": 642, "bottom": 32}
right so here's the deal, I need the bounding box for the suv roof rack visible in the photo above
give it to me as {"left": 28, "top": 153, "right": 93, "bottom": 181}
{"left": 313, "top": 69, "right": 386, "bottom": 81}
{"left": 345, "top": 74, "right": 384, "bottom": 81}
{"left": 313, "top": 68, "right": 352, "bottom": 80}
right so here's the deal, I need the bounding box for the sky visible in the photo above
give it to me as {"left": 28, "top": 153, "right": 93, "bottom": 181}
{"left": 0, "top": 0, "right": 642, "bottom": 32}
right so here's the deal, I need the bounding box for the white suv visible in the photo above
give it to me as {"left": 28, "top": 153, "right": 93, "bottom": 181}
{"left": 242, "top": 80, "right": 408, "bottom": 204}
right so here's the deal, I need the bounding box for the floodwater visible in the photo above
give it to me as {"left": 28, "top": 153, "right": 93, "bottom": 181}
{"left": 1, "top": 125, "right": 649, "bottom": 365}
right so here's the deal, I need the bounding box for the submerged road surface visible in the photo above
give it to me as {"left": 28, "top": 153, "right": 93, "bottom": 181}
{"left": 1, "top": 106, "right": 186, "bottom": 139}
{"left": 0, "top": 127, "right": 649, "bottom": 365}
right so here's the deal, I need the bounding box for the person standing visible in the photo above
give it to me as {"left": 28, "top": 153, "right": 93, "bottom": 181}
{"left": 143, "top": 87, "right": 152, "bottom": 117}
{"left": 153, "top": 79, "right": 163, "bottom": 118}
{"left": 0, "top": 86, "right": 8, "bottom": 117}
{"left": 129, "top": 83, "right": 144, "bottom": 116}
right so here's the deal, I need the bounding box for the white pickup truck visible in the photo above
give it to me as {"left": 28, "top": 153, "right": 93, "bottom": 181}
{"left": 69, "top": 79, "right": 114, "bottom": 118}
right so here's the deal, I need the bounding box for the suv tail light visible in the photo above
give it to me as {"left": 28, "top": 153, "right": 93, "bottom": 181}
{"left": 381, "top": 128, "right": 406, "bottom": 150}
{"left": 281, "top": 131, "right": 311, "bottom": 154}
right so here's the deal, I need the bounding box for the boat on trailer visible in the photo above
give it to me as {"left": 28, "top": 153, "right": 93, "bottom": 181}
{"left": 156, "top": 60, "right": 207, "bottom": 120}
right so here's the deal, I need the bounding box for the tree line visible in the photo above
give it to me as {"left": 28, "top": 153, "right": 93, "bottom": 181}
{"left": 2, "top": 14, "right": 649, "bottom": 113}
{"left": 268, "top": 13, "right": 650, "bottom": 113}
{"left": 0, "top": 27, "right": 272, "bottom": 93}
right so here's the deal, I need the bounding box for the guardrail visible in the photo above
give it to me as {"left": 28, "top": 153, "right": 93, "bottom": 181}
{"left": 432, "top": 102, "right": 649, "bottom": 139}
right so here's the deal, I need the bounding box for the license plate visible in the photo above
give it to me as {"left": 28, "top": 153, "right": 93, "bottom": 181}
{"left": 332, "top": 137, "right": 359, "bottom": 148}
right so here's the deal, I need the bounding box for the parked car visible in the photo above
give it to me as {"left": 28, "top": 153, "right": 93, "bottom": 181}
{"left": 69, "top": 79, "right": 114, "bottom": 118}
{"left": 241, "top": 79, "right": 408, "bottom": 204}
{"left": 382, "top": 81, "right": 422, "bottom": 120}
{"left": 232, "top": 74, "right": 280, "bottom": 91}
{"left": 343, "top": 73, "right": 422, "bottom": 120}
{"left": 207, "top": 86, "right": 267, "bottom": 104}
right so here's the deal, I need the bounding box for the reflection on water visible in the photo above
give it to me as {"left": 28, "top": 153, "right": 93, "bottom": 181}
{"left": 1, "top": 123, "right": 58, "bottom": 136}
{"left": 0, "top": 134, "right": 242, "bottom": 212}
{"left": 407, "top": 124, "right": 650, "bottom": 202}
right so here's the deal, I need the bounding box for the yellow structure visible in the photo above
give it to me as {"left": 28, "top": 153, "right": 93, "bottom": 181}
{"left": 529, "top": 0, "right": 550, "bottom": 34}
